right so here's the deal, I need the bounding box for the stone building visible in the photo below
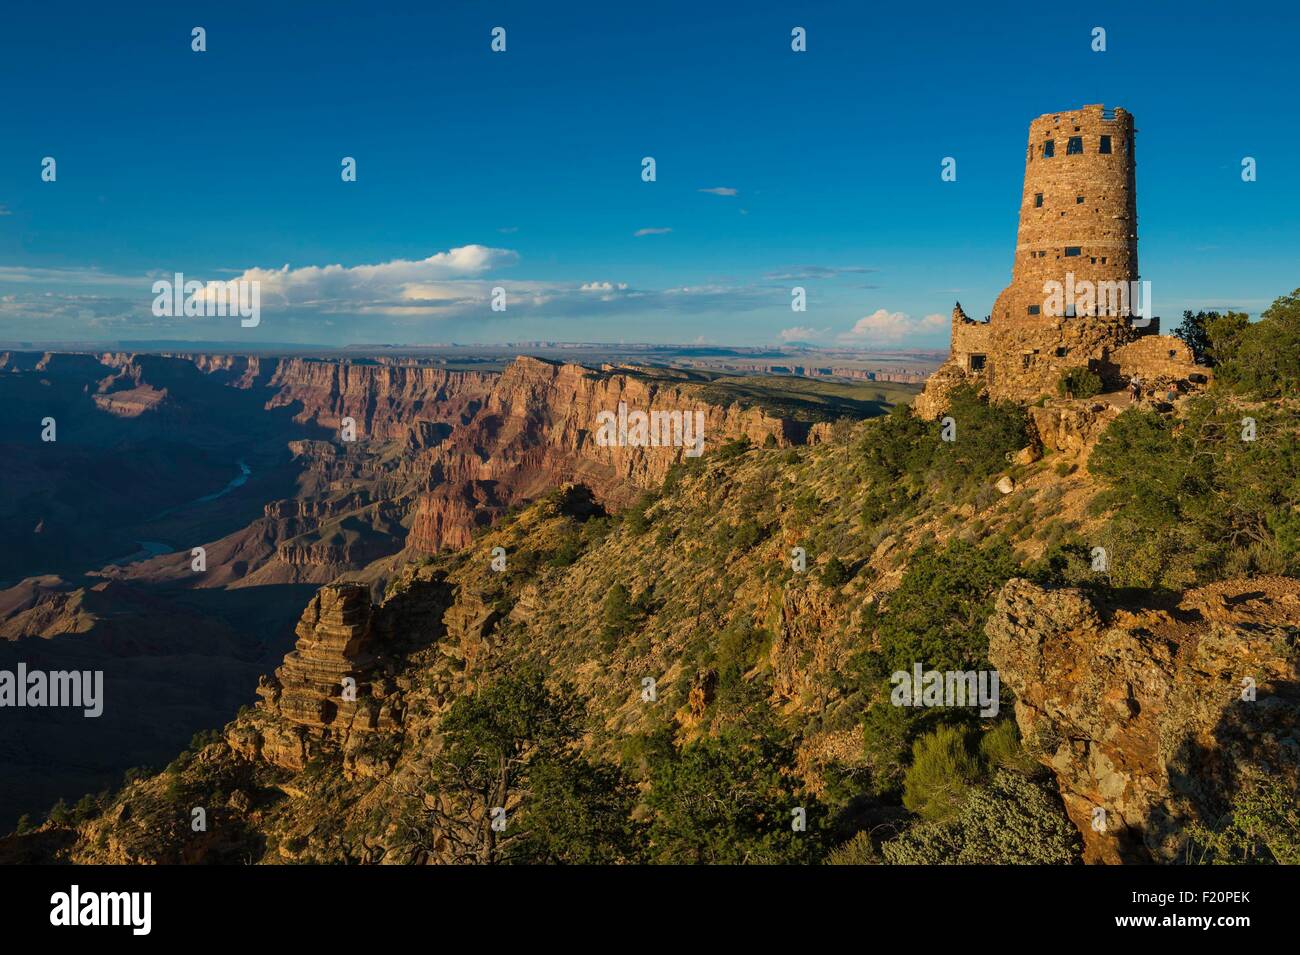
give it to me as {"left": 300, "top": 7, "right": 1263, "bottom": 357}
{"left": 915, "top": 105, "right": 1204, "bottom": 418}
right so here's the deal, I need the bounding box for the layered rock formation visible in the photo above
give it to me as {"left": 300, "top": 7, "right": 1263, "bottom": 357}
{"left": 406, "top": 357, "right": 806, "bottom": 553}
{"left": 2, "top": 347, "right": 913, "bottom": 835}
{"left": 988, "top": 577, "right": 1300, "bottom": 863}
{"left": 98, "top": 351, "right": 495, "bottom": 440}
{"left": 263, "top": 359, "right": 493, "bottom": 441}
{"left": 231, "top": 578, "right": 457, "bottom": 778}
{"left": 240, "top": 584, "right": 390, "bottom": 771}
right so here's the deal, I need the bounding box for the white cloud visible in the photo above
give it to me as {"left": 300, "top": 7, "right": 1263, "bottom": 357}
{"left": 838, "top": 309, "right": 947, "bottom": 344}
{"left": 698, "top": 187, "right": 738, "bottom": 196}
{"left": 634, "top": 227, "right": 672, "bottom": 237}
{"left": 230, "top": 245, "right": 517, "bottom": 308}
{"left": 0, "top": 244, "right": 788, "bottom": 340}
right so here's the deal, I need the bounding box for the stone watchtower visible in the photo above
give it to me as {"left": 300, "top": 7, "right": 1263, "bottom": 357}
{"left": 992, "top": 105, "right": 1137, "bottom": 325}
{"left": 914, "top": 104, "right": 1202, "bottom": 419}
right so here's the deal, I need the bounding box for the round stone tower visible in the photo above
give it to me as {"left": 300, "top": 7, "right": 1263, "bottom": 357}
{"left": 991, "top": 105, "right": 1137, "bottom": 326}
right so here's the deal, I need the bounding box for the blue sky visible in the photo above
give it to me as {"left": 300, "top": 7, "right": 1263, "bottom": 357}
{"left": 1, "top": 0, "right": 1296, "bottom": 347}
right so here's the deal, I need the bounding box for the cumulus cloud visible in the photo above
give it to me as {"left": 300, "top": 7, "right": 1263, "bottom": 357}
{"left": 227, "top": 245, "right": 517, "bottom": 309}
{"left": 634, "top": 227, "right": 672, "bottom": 237}
{"left": 838, "top": 309, "right": 947, "bottom": 344}
{"left": 698, "top": 187, "right": 738, "bottom": 196}
{"left": 0, "top": 243, "right": 792, "bottom": 341}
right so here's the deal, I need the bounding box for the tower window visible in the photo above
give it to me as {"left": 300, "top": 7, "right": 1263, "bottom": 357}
{"left": 1043, "top": 140, "right": 1055, "bottom": 158}
{"left": 1099, "top": 135, "right": 1112, "bottom": 154}
{"left": 1055, "top": 346, "right": 1069, "bottom": 357}
{"left": 1027, "top": 305, "right": 1041, "bottom": 316}
{"left": 1064, "top": 247, "right": 1081, "bottom": 257}
{"left": 1067, "top": 137, "right": 1083, "bottom": 155}
{"left": 968, "top": 354, "right": 986, "bottom": 371}
{"left": 1034, "top": 193, "right": 1043, "bottom": 207}
{"left": 1076, "top": 195, "right": 1085, "bottom": 204}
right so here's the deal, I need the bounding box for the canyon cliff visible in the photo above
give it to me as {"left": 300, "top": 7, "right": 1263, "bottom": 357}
{"left": 5, "top": 336, "right": 1294, "bottom": 865}
{"left": 406, "top": 357, "right": 806, "bottom": 553}
{"left": 0, "top": 350, "right": 857, "bottom": 830}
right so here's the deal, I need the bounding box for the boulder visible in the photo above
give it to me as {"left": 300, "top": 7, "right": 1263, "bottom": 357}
{"left": 988, "top": 577, "right": 1300, "bottom": 863}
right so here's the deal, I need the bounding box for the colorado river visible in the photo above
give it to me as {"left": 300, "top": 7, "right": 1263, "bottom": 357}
{"left": 106, "top": 459, "right": 254, "bottom": 566}
{"left": 194, "top": 459, "right": 252, "bottom": 504}
{"left": 104, "top": 540, "right": 175, "bottom": 567}
{"left": 137, "top": 458, "right": 255, "bottom": 524}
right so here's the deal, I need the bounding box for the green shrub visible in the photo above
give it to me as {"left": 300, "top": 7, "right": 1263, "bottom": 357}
{"left": 716, "top": 437, "right": 752, "bottom": 460}
{"left": 422, "top": 670, "right": 647, "bottom": 864}
{"left": 872, "top": 537, "right": 1017, "bottom": 674}
{"left": 600, "top": 583, "right": 641, "bottom": 650}
{"left": 730, "top": 518, "right": 765, "bottom": 552}
{"left": 1057, "top": 366, "right": 1102, "bottom": 399}
{"left": 977, "top": 720, "right": 1037, "bottom": 773}
{"left": 645, "top": 728, "right": 822, "bottom": 864}
{"left": 819, "top": 556, "right": 850, "bottom": 588}
{"left": 622, "top": 491, "right": 659, "bottom": 535}
{"left": 1090, "top": 398, "right": 1300, "bottom": 586}
{"left": 901, "top": 725, "right": 984, "bottom": 822}
{"left": 825, "top": 830, "right": 881, "bottom": 865}
{"left": 884, "top": 771, "right": 1081, "bottom": 864}
{"left": 47, "top": 799, "right": 72, "bottom": 827}
{"left": 1215, "top": 290, "right": 1300, "bottom": 398}
{"left": 714, "top": 620, "right": 772, "bottom": 686}
{"left": 1184, "top": 774, "right": 1300, "bottom": 865}
{"left": 859, "top": 387, "right": 1028, "bottom": 523}
{"left": 546, "top": 531, "right": 583, "bottom": 567}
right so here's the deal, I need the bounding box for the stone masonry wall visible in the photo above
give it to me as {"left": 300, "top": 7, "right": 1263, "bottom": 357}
{"left": 992, "top": 104, "right": 1138, "bottom": 326}
{"left": 914, "top": 105, "right": 1205, "bottom": 418}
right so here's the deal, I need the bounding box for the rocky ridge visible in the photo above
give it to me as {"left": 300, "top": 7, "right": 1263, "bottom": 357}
{"left": 989, "top": 576, "right": 1300, "bottom": 863}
